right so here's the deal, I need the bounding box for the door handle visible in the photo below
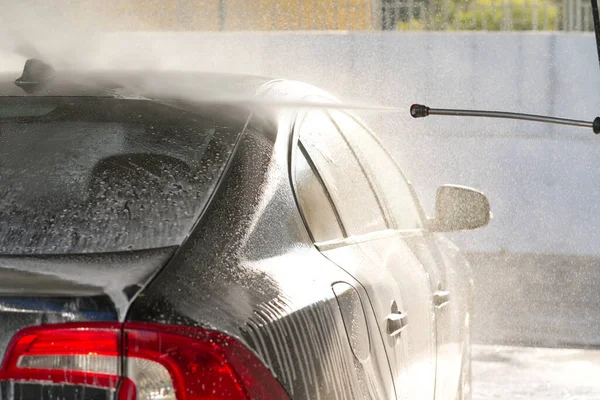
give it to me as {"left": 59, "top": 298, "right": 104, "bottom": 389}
{"left": 433, "top": 290, "right": 450, "bottom": 309}
{"left": 386, "top": 312, "right": 408, "bottom": 337}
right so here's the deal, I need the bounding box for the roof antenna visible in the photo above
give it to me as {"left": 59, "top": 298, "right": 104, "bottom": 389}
{"left": 14, "top": 59, "right": 55, "bottom": 94}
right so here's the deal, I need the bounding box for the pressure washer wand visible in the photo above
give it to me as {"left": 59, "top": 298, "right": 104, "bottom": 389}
{"left": 410, "top": 104, "right": 600, "bottom": 135}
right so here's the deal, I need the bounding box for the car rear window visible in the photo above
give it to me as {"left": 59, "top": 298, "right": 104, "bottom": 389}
{"left": 0, "top": 97, "right": 246, "bottom": 255}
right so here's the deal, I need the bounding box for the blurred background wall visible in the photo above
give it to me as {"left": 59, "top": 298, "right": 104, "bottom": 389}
{"left": 31, "top": 0, "right": 592, "bottom": 31}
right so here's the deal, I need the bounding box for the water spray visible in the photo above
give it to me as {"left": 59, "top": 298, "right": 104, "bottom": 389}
{"left": 410, "top": 104, "right": 600, "bottom": 135}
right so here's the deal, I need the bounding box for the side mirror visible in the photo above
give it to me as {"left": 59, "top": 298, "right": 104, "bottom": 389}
{"left": 429, "top": 185, "right": 491, "bottom": 232}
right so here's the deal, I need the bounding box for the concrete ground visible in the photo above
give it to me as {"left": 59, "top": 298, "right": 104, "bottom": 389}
{"left": 472, "top": 344, "right": 600, "bottom": 399}
{"left": 469, "top": 253, "right": 600, "bottom": 399}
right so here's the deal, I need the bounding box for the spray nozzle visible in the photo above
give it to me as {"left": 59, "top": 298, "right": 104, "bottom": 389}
{"left": 410, "top": 103, "right": 600, "bottom": 135}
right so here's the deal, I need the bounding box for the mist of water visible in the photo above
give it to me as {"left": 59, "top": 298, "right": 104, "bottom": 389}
{"left": 0, "top": 0, "right": 176, "bottom": 72}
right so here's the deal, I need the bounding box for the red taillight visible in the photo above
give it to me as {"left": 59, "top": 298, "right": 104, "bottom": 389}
{"left": 0, "top": 322, "right": 289, "bottom": 400}
{"left": 0, "top": 323, "right": 122, "bottom": 390}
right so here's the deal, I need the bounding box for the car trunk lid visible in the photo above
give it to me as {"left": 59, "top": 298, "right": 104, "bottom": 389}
{"left": 0, "top": 246, "right": 175, "bottom": 365}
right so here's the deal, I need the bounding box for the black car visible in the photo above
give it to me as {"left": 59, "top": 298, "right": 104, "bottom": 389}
{"left": 0, "top": 60, "right": 490, "bottom": 400}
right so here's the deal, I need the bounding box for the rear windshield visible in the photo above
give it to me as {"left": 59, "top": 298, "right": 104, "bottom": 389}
{"left": 0, "top": 97, "right": 246, "bottom": 255}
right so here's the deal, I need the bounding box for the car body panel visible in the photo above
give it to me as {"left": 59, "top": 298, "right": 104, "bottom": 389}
{"left": 0, "top": 68, "right": 475, "bottom": 400}
{"left": 319, "top": 238, "right": 411, "bottom": 399}
{"left": 126, "top": 125, "right": 395, "bottom": 399}
{"left": 359, "top": 234, "right": 436, "bottom": 400}
{"left": 424, "top": 235, "right": 474, "bottom": 400}
{"left": 267, "top": 79, "right": 473, "bottom": 399}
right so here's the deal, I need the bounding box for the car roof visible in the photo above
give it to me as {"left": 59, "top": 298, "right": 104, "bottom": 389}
{"left": 0, "top": 66, "right": 274, "bottom": 99}
{"left": 0, "top": 60, "right": 339, "bottom": 148}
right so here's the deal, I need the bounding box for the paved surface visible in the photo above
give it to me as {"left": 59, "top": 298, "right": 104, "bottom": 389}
{"left": 465, "top": 253, "right": 600, "bottom": 398}
{"left": 472, "top": 345, "right": 600, "bottom": 399}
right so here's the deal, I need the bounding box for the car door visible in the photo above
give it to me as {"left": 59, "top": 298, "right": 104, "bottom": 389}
{"left": 292, "top": 140, "right": 397, "bottom": 399}
{"left": 295, "top": 109, "right": 435, "bottom": 399}
{"left": 407, "top": 234, "right": 467, "bottom": 400}
{"left": 330, "top": 110, "right": 464, "bottom": 400}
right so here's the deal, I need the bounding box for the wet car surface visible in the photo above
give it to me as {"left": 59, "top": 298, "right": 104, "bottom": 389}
{"left": 0, "top": 61, "right": 490, "bottom": 400}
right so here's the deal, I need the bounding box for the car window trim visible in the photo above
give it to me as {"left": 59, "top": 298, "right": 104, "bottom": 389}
{"left": 289, "top": 101, "right": 420, "bottom": 248}
{"left": 316, "top": 228, "right": 423, "bottom": 252}
{"left": 297, "top": 139, "right": 348, "bottom": 238}
{"left": 328, "top": 112, "right": 396, "bottom": 228}
{"left": 329, "top": 110, "right": 427, "bottom": 231}
{"left": 288, "top": 110, "right": 348, "bottom": 243}
{"left": 319, "top": 112, "right": 391, "bottom": 230}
